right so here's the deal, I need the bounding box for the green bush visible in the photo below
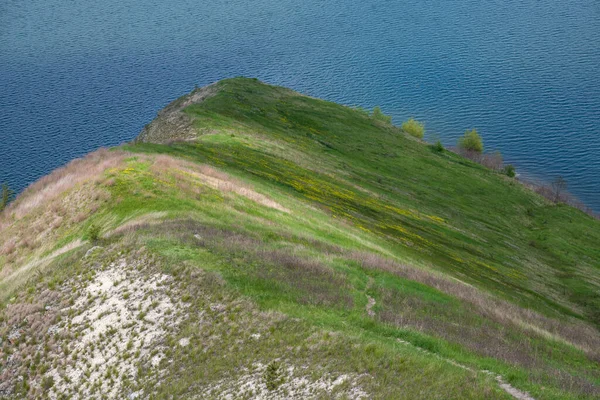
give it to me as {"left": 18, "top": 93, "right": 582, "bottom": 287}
{"left": 0, "top": 183, "right": 14, "bottom": 212}
{"left": 433, "top": 140, "right": 444, "bottom": 152}
{"left": 371, "top": 106, "right": 392, "bottom": 124}
{"left": 88, "top": 224, "right": 101, "bottom": 242}
{"left": 504, "top": 164, "right": 516, "bottom": 178}
{"left": 264, "top": 361, "right": 285, "bottom": 390}
{"left": 458, "top": 129, "right": 483, "bottom": 153}
{"left": 401, "top": 118, "right": 425, "bottom": 139}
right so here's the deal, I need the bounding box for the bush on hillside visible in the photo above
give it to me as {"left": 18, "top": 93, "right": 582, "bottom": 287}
{"left": 88, "top": 224, "right": 101, "bottom": 242}
{"left": 264, "top": 361, "right": 285, "bottom": 390}
{"left": 551, "top": 176, "right": 568, "bottom": 203}
{"left": 458, "top": 129, "right": 483, "bottom": 154}
{"left": 529, "top": 177, "right": 597, "bottom": 218}
{"left": 401, "top": 118, "right": 425, "bottom": 139}
{"left": 371, "top": 106, "right": 392, "bottom": 124}
{"left": 0, "top": 183, "right": 14, "bottom": 212}
{"left": 504, "top": 164, "right": 516, "bottom": 178}
{"left": 433, "top": 140, "right": 444, "bottom": 152}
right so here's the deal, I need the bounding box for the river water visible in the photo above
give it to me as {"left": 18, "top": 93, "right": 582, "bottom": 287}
{"left": 1, "top": 0, "right": 599, "bottom": 210}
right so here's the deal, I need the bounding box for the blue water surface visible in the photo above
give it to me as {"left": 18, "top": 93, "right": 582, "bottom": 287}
{"left": 1, "top": 0, "right": 599, "bottom": 210}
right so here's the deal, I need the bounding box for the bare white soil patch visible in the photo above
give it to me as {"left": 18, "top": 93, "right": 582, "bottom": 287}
{"left": 495, "top": 376, "right": 536, "bottom": 400}
{"left": 205, "top": 362, "right": 370, "bottom": 399}
{"left": 365, "top": 295, "right": 376, "bottom": 318}
{"left": 41, "top": 257, "right": 187, "bottom": 399}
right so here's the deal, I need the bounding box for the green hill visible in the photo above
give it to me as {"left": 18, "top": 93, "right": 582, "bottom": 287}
{"left": 1, "top": 78, "right": 599, "bottom": 399}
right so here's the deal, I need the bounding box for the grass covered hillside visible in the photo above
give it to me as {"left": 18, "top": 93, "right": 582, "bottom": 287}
{"left": 1, "top": 78, "right": 599, "bottom": 399}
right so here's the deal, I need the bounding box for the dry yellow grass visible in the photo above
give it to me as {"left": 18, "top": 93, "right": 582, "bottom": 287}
{"left": 0, "top": 240, "right": 82, "bottom": 302}
{"left": 0, "top": 149, "right": 127, "bottom": 278}
{"left": 150, "top": 155, "right": 290, "bottom": 212}
{"left": 3, "top": 149, "right": 127, "bottom": 221}
{"left": 0, "top": 150, "right": 290, "bottom": 288}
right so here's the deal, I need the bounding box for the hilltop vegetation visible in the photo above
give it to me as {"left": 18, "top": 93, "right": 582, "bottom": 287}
{"left": 0, "top": 78, "right": 599, "bottom": 399}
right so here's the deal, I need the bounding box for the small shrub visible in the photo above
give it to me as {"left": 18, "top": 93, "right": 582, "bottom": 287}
{"left": 0, "top": 183, "right": 14, "bottom": 212}
{"left": 371, "top": 106, "right": 392, "bottom": 124}
{"left": 88, "top": 224, "right": 101, "bottom": 242}
{"left": 41, "top": 376, "right": 54, "bottom": 390}
{"left": 551, "top": 176, "right": 567, "bottom": 203}
{"left": 504, "top": 164, "right": 516, "bottom": 178}
{"left": 401, "top": 118, "right": 425, "bottom": 139}
{"left": 264, "top": 361, "right": 285, "bottom": 391}
{"left": 432, "top": 140, "right": 444, "bottom": 152}
{"left": 458, "top": 129, "right": 483, "bottom": 154}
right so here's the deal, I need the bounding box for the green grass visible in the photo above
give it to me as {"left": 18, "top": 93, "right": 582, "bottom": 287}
{"left": 2, "top": 77, "right": 600, "bottom": 399}
{"left": 126, "top": 78, "right": 600, "bottom": 326}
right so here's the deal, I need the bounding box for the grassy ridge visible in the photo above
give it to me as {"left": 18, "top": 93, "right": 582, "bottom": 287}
{"left": 1, "top": 77, "right": 599, "bottom": 399}
{"left": 131, "top": 77, "right": 600, "bottom": 326}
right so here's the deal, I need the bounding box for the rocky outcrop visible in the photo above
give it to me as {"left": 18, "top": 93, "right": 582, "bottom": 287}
{"left": 135, "top": 83, "right": 218, "bottom": 144}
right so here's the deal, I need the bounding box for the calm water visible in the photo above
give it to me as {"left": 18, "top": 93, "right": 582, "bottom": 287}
{"left": 1, "top": 0, "right": 599, "bottom": 211}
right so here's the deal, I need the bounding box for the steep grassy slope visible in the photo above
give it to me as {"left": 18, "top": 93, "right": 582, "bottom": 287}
{"left": 1, "top": 78, "right": 599, "bottom": 399}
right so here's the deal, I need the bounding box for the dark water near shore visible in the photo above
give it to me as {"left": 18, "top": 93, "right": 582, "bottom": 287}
{"left": 1, "top": 0, "right": 599, "bottom": 211}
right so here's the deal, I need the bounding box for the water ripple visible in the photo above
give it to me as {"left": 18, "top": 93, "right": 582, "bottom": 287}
{"left": 0, "top": 0, "right": 599, "bottom": 210}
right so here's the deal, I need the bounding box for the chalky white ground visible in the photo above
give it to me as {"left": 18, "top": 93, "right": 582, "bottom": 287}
{"left": 44, "top": 259, "right": 187, "bottom": 399}
{"left": 205, "top": 363, "right": 370, "bottom": 400}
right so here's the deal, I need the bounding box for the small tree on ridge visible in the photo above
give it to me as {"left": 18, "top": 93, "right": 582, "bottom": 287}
{"left": 401, "top": 118, "right": 425, "bottom": 139}
{"left": 458, "top": 129, "right": 484, "bottom": 154}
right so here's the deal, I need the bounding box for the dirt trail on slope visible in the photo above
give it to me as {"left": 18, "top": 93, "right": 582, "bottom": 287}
{"left": 394, "top": 336, "right": 534, "bottom": 400}
{"left": 365, "top": 288, "right": 534, "bottom": 400}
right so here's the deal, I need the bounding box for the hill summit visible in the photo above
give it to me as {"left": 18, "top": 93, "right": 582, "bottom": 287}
{"left": 1, "top": 78, "right": 599, "bottom": 399}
